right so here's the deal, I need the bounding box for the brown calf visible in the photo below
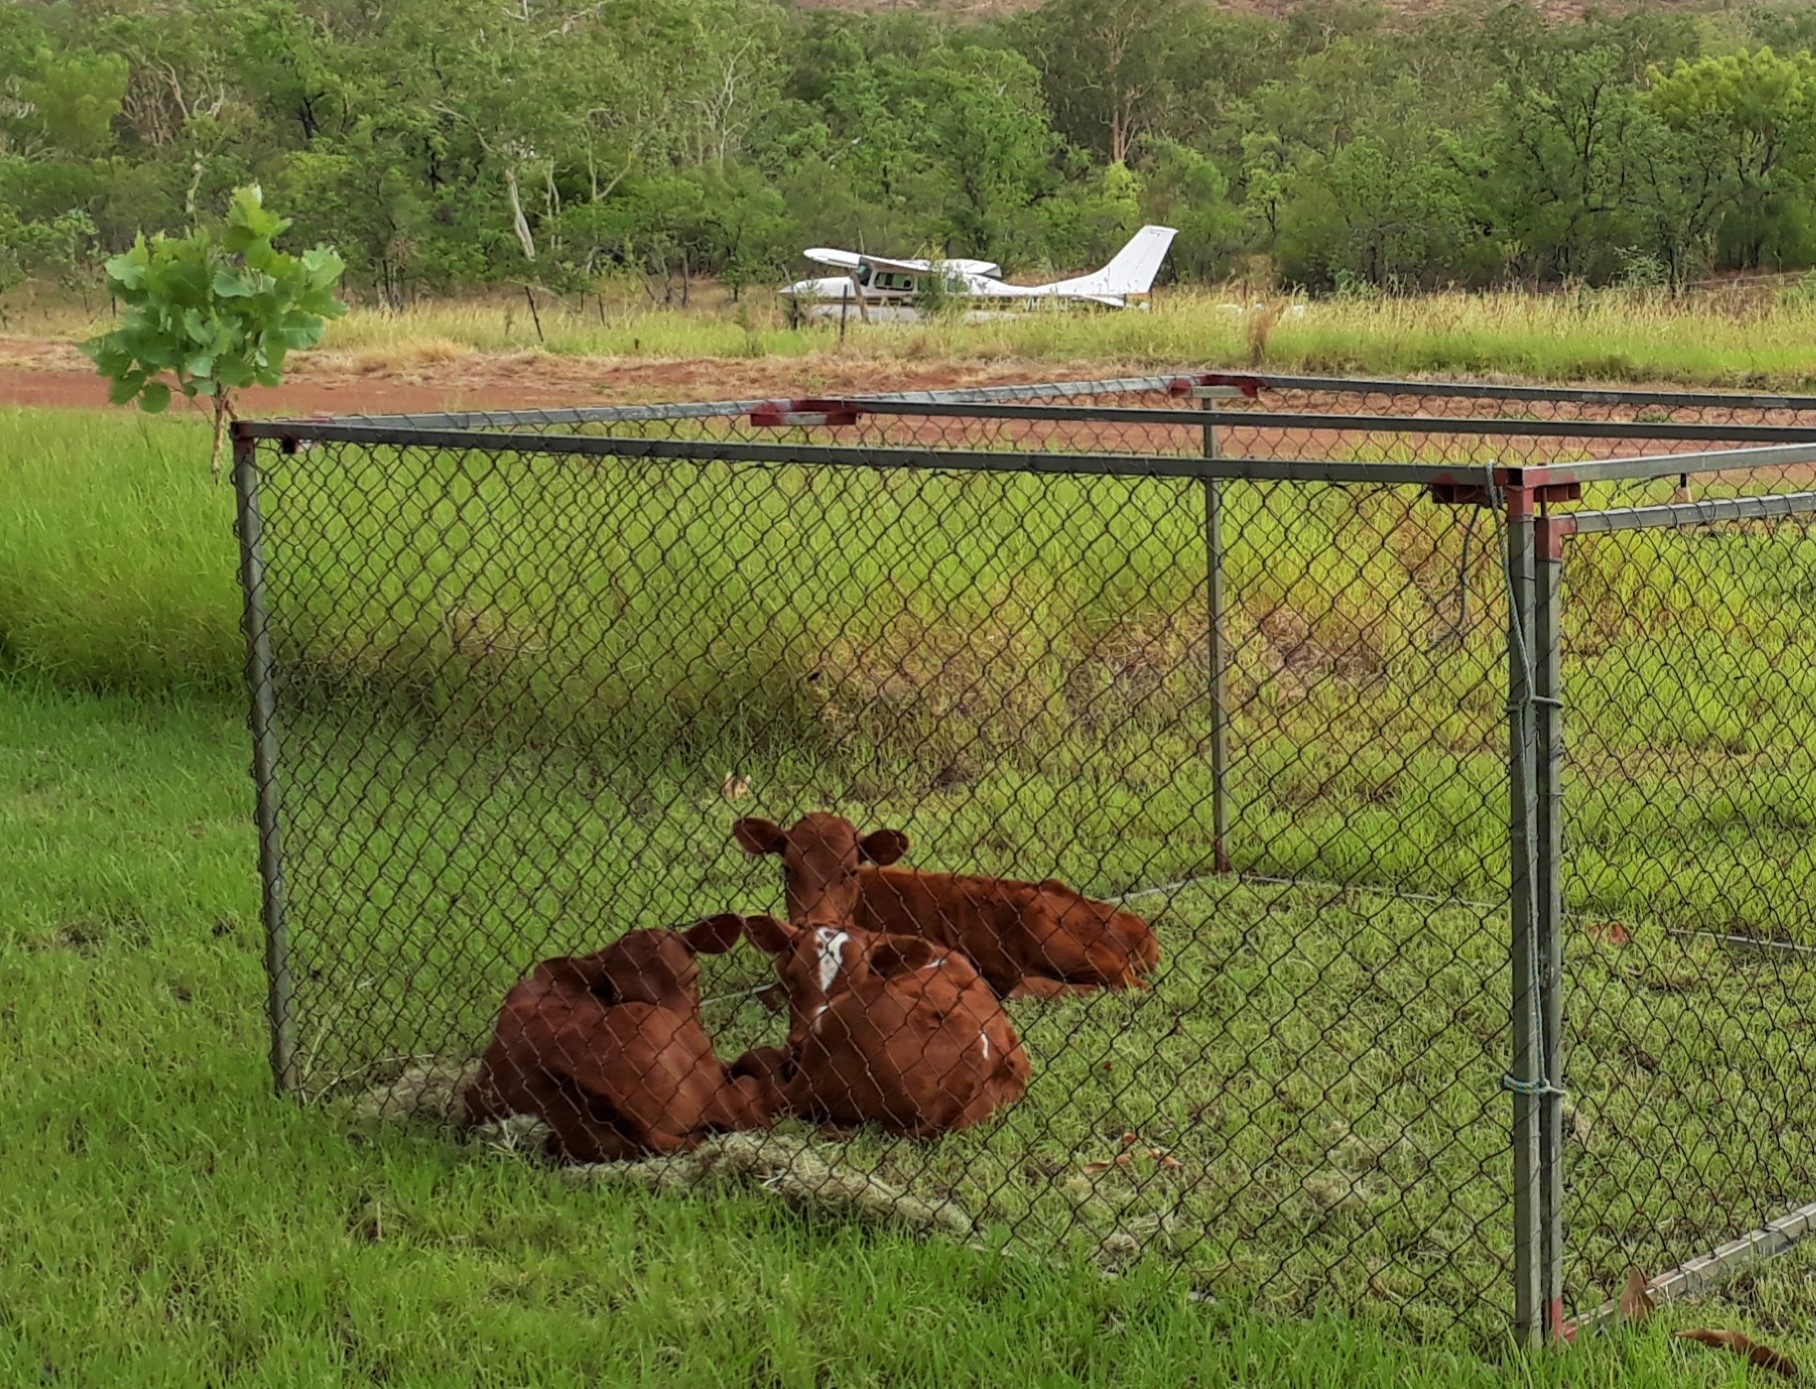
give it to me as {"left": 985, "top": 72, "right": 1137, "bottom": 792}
{"left": 730, "top": 912, "right": 1030, "bottom": 1139}
{"left": 732, "top": 812, "right": 1159, "bottom": 999}
{"left": 464, "top": 915, "right": 778, "bottom": 1162}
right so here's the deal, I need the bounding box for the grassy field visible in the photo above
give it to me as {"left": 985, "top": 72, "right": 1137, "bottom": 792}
{"left": 17, "top": 280, "right": 1816, "bottom": 387}
{"left": 9, "top": 681, "right": 1816, "bottom": 1386}
{"left": 8, "top": 397, "right": 1816, "bottom": 1379}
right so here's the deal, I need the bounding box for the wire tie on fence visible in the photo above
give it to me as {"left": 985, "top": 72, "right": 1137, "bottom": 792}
{"left": 1500, "top": 1074, "right": 1567, "bottom": 1098}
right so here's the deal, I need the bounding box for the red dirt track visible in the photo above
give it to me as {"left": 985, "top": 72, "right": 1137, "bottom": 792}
{"left": 5, "top": 336, "right": 1814, "bottom": 489}
{"left": 0, "top": 337, "right": 1055, "bottom": 417}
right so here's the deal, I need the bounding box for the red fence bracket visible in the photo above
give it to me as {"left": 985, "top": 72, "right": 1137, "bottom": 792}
{"left": 748, "top": 398, "right": 863, "bottom": 428}
{"left": 1167, "top": 373, "right": 1264, "bottom": 400}
{"left": 1425, "top": 474, "right": 1582, "bottom": 509}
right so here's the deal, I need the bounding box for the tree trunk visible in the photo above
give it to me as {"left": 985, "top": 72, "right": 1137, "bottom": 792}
{"left": 504, "top": 166, "right": 538, "bottom": 261}
{"left": 210, "top": 392, "right": 237, "bottom": 485}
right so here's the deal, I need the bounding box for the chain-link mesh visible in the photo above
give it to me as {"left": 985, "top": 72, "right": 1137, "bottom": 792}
{"left": 1555, "top": 500, "right": 1816, "bottom": 1326}
{"left": 345, "top": 371, "right": 1816, "bottom": 495}
{"left": 232, "top": 372, "right": 1816, "bottom": 1347}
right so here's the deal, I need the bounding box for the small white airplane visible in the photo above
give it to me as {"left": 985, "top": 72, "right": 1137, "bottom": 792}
{"left": 780, "top": 225, "right": 1178, "bottom": 324}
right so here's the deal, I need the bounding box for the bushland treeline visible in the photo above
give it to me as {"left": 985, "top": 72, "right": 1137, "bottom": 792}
{"left": 6, "top": 0, "right": 1816, "bottom": 302}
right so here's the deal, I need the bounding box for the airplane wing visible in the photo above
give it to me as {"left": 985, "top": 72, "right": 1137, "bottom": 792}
{"left": 802, "top": 248, "right": 1003, "bottom": 278}
{"left": 803, "top": 248, "right": 864, "bottom": 270}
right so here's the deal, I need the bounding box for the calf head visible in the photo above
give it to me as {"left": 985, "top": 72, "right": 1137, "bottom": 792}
{"left": 544, "top": 913, "right": 746, "bottom": 1010}
{"left": 738, "top": 912, "right": 943, "bottom": 1046}
{"left": 732, "top": 812, "right": 909, "bottom": 930}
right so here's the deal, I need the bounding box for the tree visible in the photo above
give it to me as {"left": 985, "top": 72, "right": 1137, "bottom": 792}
{"left": 0, "top": 206, "right": 97, "bottom": 317}
{"left": 1138, "top": 140, "right": 1239, "bottom": 281}
{"left": 1645, "top": 48, "right": 1816, "bottom": 269}
{"left": 1486, "top": 45, "right": 1647, "bottom": 282}
{"left": 1018, "top": 0, "right": 1181, "bottom": 164}
{"left": 920, "top": 48, "right": 1056, "bottom": 263}
{"left": 81, "top": 185, "right": 346, "bottom": 481}
{"left": 20, "top": 46, "right": 128, "bottom": 157}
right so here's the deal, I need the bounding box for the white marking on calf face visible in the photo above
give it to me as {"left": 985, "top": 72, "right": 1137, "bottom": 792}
{"left": 813, "top": 927, "right": 850, "bottom": 995}
{"left": 980, "top": 1032, "right": 991, "bottom": 1061}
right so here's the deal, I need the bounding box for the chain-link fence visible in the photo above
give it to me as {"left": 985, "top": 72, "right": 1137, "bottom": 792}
{"left": 231, "top": 372, "right": 1816, "bottom": 1348}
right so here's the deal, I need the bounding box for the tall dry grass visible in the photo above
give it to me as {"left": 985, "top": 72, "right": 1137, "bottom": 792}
{"left": 13, "top": 280, "right": 1816, "bottom": 387}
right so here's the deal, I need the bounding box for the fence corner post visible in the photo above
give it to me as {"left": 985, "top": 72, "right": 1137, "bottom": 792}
{"left": 1504, "top": 479, "right": 1543, "bottom": 1346}
{"left": 1534, "top": 511, "right": 1569, "bottom": 1342}
{"left": 1200, "top": 391, "right": 1231, "bottom": 874}
{"left": 232, "top": 425, "right": 299, "bottom": 1098}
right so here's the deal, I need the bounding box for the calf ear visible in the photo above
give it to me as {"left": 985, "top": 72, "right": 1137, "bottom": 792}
{"left": 859, "top": 827, "right": 910, "bottom": 866}
{"left": 682, "top": 912, "right": 748, "bottom": 956}
{"left": 739, "top": 913, "right": 796, "bottom": 956}
{"left": 538, "top": 954, "right": 615, "bottom": 1001}
{"left": 732, "top": 817, "right": 787, "bottom": 857}
{"left": 865, "top": 934, "right": 943, "bottom": 977}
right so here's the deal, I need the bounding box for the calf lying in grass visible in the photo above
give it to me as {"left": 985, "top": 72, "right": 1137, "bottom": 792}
{"left": 733, "top": 812, "right": 1159, "bottom": 998}
{"left": 465, "top": 916, "right": 778, "bottom": 1162}
{"left": 731, "top": 912, "right": 1030, "bottom": 1139}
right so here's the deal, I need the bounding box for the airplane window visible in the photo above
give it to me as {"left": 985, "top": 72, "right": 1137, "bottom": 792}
{"left": 855, "top": 266, "right": 871, "bottom": 286}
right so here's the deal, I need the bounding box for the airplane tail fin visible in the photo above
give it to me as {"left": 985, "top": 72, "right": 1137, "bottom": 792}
{"left": 1044, "top": 225, "right": 1178, "bottom": 301}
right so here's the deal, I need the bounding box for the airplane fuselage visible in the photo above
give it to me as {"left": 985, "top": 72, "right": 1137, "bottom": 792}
{"left": 778, "top": 226, "right": 1176, "bottom": 321}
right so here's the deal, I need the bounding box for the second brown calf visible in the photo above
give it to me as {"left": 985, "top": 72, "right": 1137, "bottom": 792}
{"left": 464, "top": 916, "right": 778, "bottom": 1162}
{"left": 730, "top": 913, "right": 1030, "bottom": 1139}
{"left": 733, "top": 812, "right": 1159, "bottom": 999}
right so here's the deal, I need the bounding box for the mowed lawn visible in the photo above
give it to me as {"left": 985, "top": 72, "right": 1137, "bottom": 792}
{"left": 8, "top": 403, "right": 1816, "bottom": 1382}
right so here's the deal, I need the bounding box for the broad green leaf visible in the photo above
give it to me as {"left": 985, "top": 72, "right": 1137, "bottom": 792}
{"left": 126, "top": 337, "right": 177, "bottom": 370}
{"left": 104, "top": 251, "right": 146, "bottom": 291}
{"left": 81, "top": 338, "right": 134, "bottom": 377}
{"left": 216, "top": 358, "right": 257, "bottom": 388}
{"left": 161, "top": 259, "right": 213, "bottom": 304}
{"left": 211, "top": 269, "right": 252, "bottom": 298}
{"left": 106, "top": 370, "right": 146, "bottom": 405}
{"left": 138, "top": 381, "right": 171, "bottom": 413}
{"left": 183, "top": 352, "right": 215, "bottom": 379}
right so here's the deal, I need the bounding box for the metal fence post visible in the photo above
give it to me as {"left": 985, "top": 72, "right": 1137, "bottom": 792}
{"left": 232, "top": 427, "right": 299, "bottom": 1096}
{"left": 1196, "top": 387, "right": 1240, "bottom": 874}
{"left": 1504, "top": 481, "right": 1543, "bottom": 1345}
{"left": 1534, "top": 514, "right": 1568, "bottom": 1338}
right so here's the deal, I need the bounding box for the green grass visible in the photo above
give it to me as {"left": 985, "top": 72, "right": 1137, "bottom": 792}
{"left": 9, "top": 406, "right": 1816, "bottom": 935}
{"left": 8, "top": 681, "right": 1816, "bottom": 1386}
{"left": 0, "top": 410, "right": 241, "bottom": 694}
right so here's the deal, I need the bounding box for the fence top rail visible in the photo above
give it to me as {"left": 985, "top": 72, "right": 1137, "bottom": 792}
{"left": 1504, "top": 440, "right": 1816, "bottom": 485}
{"left": 1564, "top": 488, "right": 1816, "bottom": 535}
{"left": 232, "top": 417, "right": 1816, "bottom": 490}
{"left": 1213, "top": 371, "right": 1816, "bottom": 412}
{"left": 761, "top": 399, "right": 1816, "bottom": 444}
{"left": 333, "top": 373, "right": 1198, "bottom": 430}
{"left": 321, "top": 370, "right": 1816, "bottom": 432}
{"left": 230, "top": 419, "right": 1513, "bottom": 485}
